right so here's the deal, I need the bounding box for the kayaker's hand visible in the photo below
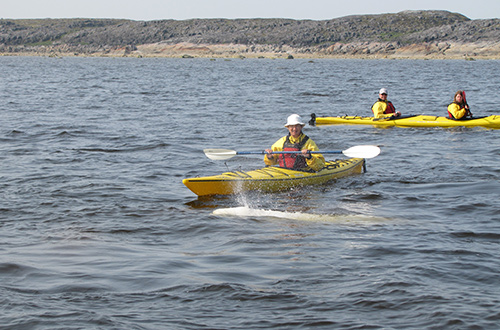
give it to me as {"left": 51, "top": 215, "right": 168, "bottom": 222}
{"left": 265, "top": 149, "right": 275, "bottom": 160}
{"left": 302, "top": 149, "right": 312, "bottom": 159}
{"left": 465, "top": 105, "right": 472, "bottom": 117}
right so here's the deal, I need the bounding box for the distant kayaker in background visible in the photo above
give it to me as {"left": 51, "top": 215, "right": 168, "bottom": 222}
{"left": 265, "top": 114, "right": 325, "bottom": 172}
{"left": 448, "top": 90, "right": 472, "bottom": 120}
{"left": 371, "top": 88, "right": 401, "bottom": 118}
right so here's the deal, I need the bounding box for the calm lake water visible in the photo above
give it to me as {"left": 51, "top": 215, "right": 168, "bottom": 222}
{"left": 1, "top": 56, "right": 499, "bottom": 329}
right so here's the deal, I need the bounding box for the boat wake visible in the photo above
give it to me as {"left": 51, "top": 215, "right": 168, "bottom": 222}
{"left": 212, "top": 206, "right": 390, "bottom": 223}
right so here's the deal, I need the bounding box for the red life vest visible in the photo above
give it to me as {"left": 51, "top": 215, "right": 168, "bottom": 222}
{"left": 384, "top": 101, "right": 396, "bottom": 114}
{"left": 279, "top": 134, "right": 310, "bottom": 170}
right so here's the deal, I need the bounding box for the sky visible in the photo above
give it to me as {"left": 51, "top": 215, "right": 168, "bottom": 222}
{"left": 2, "top": 0, "right": 500, "bottom": 21}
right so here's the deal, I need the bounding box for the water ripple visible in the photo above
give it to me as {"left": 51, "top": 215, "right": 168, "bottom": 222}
{"left": 1, "top": 57, "right": 499, "bottom": 330}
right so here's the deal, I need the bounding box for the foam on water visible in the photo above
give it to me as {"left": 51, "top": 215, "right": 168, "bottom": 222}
{"left": 212, "top": 206, "right": 391, "bottom": 223}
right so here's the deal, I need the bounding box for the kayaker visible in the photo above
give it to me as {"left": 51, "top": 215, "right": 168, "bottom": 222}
{"left": 264, "top": 114, "right": 325, "bottom": 172}
{"left": 371, "top": 88, "right": 401, "bottom": 118}
{"left": 448, "top": 90, "right": 472, "bottom": 120}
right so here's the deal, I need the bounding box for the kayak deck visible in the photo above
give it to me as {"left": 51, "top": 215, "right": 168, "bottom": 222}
{"left": 183, "top": 158, "right": 365, "bottom": 196}
{"left": 310, "top": 114, "right": 500, "bottom": 129}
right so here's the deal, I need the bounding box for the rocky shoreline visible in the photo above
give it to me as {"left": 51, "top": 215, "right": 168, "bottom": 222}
{"left": 2, "top": 10, "right": 500, "bottom": 60}
{"left": 115, "top": 40, "right": 500, "bottom": 59}
{"left": 3, "top": 41, "right": 498, "bottom": 60}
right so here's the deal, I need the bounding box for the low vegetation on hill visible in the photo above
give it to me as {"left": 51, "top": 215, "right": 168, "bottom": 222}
{"left": 1, "top": 10, "right": 499, "bottom": 59}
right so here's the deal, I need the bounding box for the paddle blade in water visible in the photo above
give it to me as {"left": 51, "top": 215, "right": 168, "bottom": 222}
{"left": 204, "top": 149, "right": 238, "bottom": 160}
{"left": 342, "top": 145, "right": 380, "bottom": 159}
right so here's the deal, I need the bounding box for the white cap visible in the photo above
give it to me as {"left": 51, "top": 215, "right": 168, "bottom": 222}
{"left": 285, "top": 114, "right": 305, "bottom": 127}
{"left": 379, "top": 88, "right": 388, "bottom": 95}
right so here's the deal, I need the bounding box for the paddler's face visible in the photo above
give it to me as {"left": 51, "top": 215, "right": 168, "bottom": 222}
{"left": 287, "top": 124, "right": 303, "bottom": 138}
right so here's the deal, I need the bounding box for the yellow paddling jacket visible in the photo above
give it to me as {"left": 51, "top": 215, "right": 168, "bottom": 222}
{"left": 264, "top": 133, "right": 325, "bottom": 172}
{"left": 447, "top": 102, "right": 468, "bottom": 120}
{"left": 372, "top": 99, "right": 396, "bottom": 118}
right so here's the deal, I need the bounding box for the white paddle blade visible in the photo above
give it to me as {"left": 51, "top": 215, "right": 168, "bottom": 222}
{"left": 342, "top": 145, "right": 380, "bottom": 159}
{"left": 204, "top": 149, "right": 238, "bottom": 160}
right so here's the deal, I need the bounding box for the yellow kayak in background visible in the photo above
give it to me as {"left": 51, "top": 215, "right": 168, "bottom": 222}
{"left": 183, "top": 158, "right": 365, "bottom": 197}
{"left": 310, "top": 114, "right": 500, "bottom": 129}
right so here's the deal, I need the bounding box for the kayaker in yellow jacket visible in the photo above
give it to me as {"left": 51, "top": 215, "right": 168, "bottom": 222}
{"left": 264, "top": 114, "right": 325, "bottom": 172}
{"left": 371, "top": 88, "right": 401, "bottom": 118}
{"left": 448, "top": 90, "right": 472, "bottom": 120}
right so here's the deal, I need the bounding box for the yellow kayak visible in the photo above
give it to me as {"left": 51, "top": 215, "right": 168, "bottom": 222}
{"left": 310, "top": 114, "right": 500, "bottom": 129}
{"left": 183, "top": 158, "right": 365, "bottom": 196}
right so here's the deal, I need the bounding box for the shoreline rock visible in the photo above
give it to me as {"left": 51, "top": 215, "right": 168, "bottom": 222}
{"left": 3, "top": 41, "right": 498, "bottom": 60}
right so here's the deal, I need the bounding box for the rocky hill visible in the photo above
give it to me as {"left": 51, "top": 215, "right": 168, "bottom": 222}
{"left": 1, "top": 10, "right": 500, "bottom": 59}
